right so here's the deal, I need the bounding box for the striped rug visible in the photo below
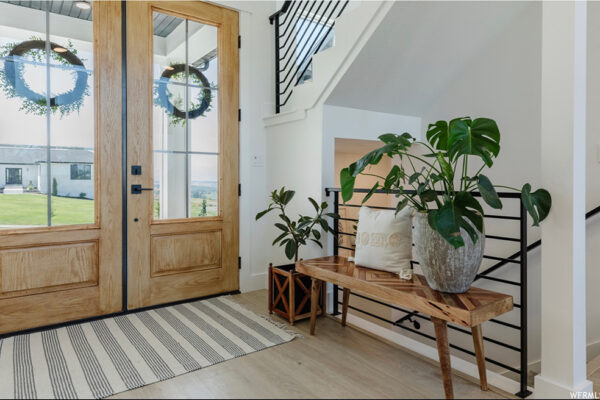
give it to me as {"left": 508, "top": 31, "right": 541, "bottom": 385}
{"left": 0, "top": 296, "right": 297, "bottom": 399}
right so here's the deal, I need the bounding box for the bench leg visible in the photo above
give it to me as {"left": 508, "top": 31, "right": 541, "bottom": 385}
{"left": 471, "top": 324, "right": 488, "bottom": 391}
{"left": 341, "top": 287, "right": 351, "bottom": 327}
{"left": 309, "top": 278, "right": 322, "bottom": 335}
{"left": 432, "top": 317, "right": 454, "bottom": 399}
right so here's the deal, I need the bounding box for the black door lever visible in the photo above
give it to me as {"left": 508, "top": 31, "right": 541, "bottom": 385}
{"left": 131, "top": 184, "right": 153, "bottom": 194}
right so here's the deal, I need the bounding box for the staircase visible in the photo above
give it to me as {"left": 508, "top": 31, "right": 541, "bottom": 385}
{"left": 267, "top": 0, "right": 394, "bottom": 117}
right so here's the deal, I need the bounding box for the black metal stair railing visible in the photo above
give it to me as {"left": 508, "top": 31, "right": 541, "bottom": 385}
{"left": 325, "top": 187, "right": 533, "bottom": 398}
{"left": 269, "top": 0, "right": 350, "bottom": 113}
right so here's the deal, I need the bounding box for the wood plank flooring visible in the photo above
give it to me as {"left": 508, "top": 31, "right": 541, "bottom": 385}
{"left": 111, "top": 290, "right": 510, "bottom": 399}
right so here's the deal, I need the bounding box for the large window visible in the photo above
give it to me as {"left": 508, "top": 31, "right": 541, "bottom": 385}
{"left": 152, "top": 11, "right": 219, "bottom": 219}
{"left": 0, "top": 1, "right": 94, "bottom": 228}
{"left": 70, "top": 164, "right": 91, "bottom": 180}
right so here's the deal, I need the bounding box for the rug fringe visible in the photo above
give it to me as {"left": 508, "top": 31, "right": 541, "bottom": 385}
{"left": 259, "top": 315, "right": 304, "bottom": 339}
{"left": 221, "top": 295, "right": 303, "bottom": 339}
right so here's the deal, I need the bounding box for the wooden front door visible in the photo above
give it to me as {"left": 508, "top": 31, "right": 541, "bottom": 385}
{"left": 126, "top": 1, "right": 239, "bottom": 308}
{"left": 0, "top": 1, "right": 123, "bottom": 334}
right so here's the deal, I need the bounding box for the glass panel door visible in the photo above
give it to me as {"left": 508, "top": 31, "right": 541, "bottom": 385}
{"left": 0, "top": 1, "right": 122, "bottom": 334}
{"left": 127, "top": 1, "right": 238, "bottom": 309}
{"left": 6, "top": 168, "right": 22, "bottom": 185}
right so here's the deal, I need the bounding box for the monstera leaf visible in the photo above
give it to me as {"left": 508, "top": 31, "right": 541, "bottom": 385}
{"left": 426, "top": 117, "right": 469, "bottom": 151}
{"left": 426, "top": 120, "right": 449, "bottom": 150}
{"left": 428, "top": 192, "right": 484, "bottom": 248}
{"left": 477, "top": 174, "right": 502, "bottom": 209}
{"left": 521, "top": 184, "right": 552, "bottom": 226}
{"left": 341, "top": 136, "right": 415, "bottom": 203}
{"left": 448, "top": 118, "right": 500, "bottom": 167}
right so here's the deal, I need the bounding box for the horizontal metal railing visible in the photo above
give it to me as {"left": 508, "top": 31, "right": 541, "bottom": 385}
{"left": 325, "top": 187, "right": 532, "bottom": 397}
{"left": 269, "top": 0, "right": 350, "bottom": 113}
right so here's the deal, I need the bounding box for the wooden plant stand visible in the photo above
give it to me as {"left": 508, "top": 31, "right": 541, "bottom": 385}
{"left": 268, "top": 263, "right": 327, "bottom": 325}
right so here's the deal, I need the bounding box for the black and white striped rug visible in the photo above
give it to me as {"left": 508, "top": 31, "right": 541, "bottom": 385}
{"left": 0, "top": 296, "right": 297, "bottom": 399}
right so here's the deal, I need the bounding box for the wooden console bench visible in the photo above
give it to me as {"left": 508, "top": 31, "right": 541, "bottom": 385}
{"left": 296, "top": 256, "right": 513, "bottom": 399}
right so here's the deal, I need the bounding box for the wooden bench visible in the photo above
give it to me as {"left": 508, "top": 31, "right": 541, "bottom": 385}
{"left": 296, "top": 256, "right": 513, "bottom": 399}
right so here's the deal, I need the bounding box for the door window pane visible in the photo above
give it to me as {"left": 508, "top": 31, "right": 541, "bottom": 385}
{"left": 153, "top": 11, "right": 219, "bottom": 220}
{"left": 0, "top": 1, "right": 94, "bottom": 228}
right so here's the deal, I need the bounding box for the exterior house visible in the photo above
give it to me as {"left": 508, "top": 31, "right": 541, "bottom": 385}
{"left": 0, "top": 146, "right": 94, "bottom": 198}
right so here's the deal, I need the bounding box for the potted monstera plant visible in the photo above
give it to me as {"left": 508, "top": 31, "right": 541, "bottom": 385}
{"left": 340, "top": 117, "right": 551, "bottom": 293}
{"left": 256, "top": 187, "right": 337, "bottom": 324}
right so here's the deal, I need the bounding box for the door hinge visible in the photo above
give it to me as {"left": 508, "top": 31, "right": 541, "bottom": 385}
{"left": 238, "top": 256, "right": 241, "bottom": 269}
{"left": 238, "top": 35, "right": 241, "bottom": 49}
{"left": 238, "top": 108, "right": 241, "bottom": 122}
{"left": 238, "top": 183, "right": 241, "bottom": 196}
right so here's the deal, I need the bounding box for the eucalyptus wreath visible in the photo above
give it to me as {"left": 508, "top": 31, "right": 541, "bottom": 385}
{"left": 153, "top": 63, "right": 213, "bottom": 127}
{"left": 0, "top": 37, "right": 90, "bottom": 117}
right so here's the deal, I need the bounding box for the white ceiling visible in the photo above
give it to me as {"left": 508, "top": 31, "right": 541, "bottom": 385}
{"left": 325, "top": 1, "right": 530, "bottom": 116}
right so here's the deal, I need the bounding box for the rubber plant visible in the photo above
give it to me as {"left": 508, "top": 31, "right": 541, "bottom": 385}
{"left": 340, "top": 117, "right": 552, "bottom": 249}
{"left": 256, "top": 187, "right": 338, "bottom": 262}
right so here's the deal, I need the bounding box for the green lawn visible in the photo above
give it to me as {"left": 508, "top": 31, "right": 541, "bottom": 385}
{"left": 0, "top": 193, "right": 94, "bottom": 226}
{"left": 154, "top": 197, "right": 218, "bottom": 219}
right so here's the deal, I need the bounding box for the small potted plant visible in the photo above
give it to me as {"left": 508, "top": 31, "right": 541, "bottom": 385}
{"left": 340, "top": 117, "right": 552, "bottom": 293}
{"left": 256, "top": 187, "right": 338, "bottom": 324}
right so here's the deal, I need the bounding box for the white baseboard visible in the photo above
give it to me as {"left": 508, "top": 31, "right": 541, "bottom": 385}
{"left": 343, "top": 313, "right": 532, "bottom": 395}
{"left": 534, "top": 375, "right": 593, "bottom": 399}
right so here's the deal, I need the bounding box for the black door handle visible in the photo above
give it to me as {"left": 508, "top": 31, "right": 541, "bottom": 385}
{"left": 131, "top": 184, "right": 153, "bottom": 194}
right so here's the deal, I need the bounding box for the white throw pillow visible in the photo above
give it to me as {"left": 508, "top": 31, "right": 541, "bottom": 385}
{"left": 354, "top": 206, "right": 413, "bottom": 280}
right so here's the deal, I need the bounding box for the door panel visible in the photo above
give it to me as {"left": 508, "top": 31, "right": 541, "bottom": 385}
{"left": 0, "top": 241, "right": 98, "bottom": 294}
{"left": 0, "top": 1, "right": 122, "bottom": 334}
{"left": 127, "top": 1, "right": 238, "bottom": 309}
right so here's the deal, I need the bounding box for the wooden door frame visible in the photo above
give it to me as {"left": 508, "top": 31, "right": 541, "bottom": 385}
{"left": 126, "top": 1, "right": 239, "bottom": 309}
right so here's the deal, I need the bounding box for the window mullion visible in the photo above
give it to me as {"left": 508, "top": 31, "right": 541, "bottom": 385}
{"left": 45, "top": 3, "right": 52, "bottom": 227}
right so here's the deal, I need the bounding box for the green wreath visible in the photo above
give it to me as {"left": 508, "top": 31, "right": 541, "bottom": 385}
{"left": 153, "top": 63, "right": 214, "bottom": 127}
{"left": 0, "top": 37, "right": 90, "bottom": 117}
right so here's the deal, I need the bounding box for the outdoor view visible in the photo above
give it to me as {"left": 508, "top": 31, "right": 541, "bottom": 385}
{"left": 0, "top": 4, "right": 221, "bottom": 228}
{"left": 0, "top": 1, "right": 94, "bottom": 228}
{"left": 152, "top": 12, "right": 219, "bottom": 219}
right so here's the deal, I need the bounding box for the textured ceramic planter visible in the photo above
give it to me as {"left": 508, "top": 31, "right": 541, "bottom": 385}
{"left": 413, "top": 212, "right": 485, "bottom": 293}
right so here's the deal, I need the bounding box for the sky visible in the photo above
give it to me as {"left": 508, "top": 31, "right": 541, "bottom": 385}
{"left": 0, "top": 10, "right": 219, "bottom": 184}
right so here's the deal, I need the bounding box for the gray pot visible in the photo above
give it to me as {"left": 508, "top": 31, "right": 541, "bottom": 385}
{"left": 412, "top": 212, "right": 485, "bottom": 293}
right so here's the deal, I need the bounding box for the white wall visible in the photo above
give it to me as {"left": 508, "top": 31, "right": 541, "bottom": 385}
{"left": 38, "top": 163, "right": 94, "bottom": 199}
{"left": 210, "top": 1, "right": 278, "bottom": 291}
{"left": 407, "top": 1, "right": 600, "bottom": 374}
{"left": 264, "top": 107, "right": 326, "bottom": 266}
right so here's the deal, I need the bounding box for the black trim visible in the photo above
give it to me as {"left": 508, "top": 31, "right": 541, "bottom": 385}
{"left": 238, "top": 108, "right": 241, "bottom": 121}
{"left": 0, "top": 290, "right": 240, "bottom": 340}
{"left": 121, "top": 0, "right": 128, "bottom": 312}
{"left": 238, "top": 183, "right": 241, "bottom": 196}
{"left": 238, "top": 256, "right": 241, "bottom": 270}
{"left": 238, "top": 35, "right": 241, "bottom": 48}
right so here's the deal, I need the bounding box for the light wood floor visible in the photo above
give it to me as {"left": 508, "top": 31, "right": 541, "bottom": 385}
{"left": 111, "top": 290, "right": 510, "bottom": 399}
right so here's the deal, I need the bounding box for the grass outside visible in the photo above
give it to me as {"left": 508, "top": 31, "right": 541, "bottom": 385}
{"left": 0, "top": 193, "right": 94, "bottom": 226}
{"left": 154, "top": 197, "right": 218, "bottom": 219}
